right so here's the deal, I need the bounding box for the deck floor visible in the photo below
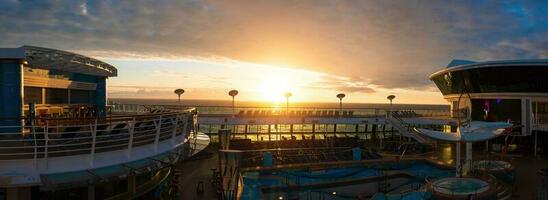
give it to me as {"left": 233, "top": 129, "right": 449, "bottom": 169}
{"left": 176, "top": 145, "right": 219, "bottom": 200}
{"left": 175, "top": 142, "right": 548, "bottom": 200}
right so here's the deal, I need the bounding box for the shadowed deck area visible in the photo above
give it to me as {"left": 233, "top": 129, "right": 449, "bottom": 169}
{"left": 176, "top": 144, "right": 219, "bottom": 200}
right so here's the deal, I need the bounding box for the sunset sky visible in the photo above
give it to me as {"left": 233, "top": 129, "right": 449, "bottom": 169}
{"left": 1, "top": 1, "right": 546, "bottom": 104}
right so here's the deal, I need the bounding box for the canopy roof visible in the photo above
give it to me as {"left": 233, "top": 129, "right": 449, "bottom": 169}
{"left": 415, "top": 121, "right": 512, "bottom": 142}
{"left": 430, "top": 59, "right": 548, "bottom": 79}
{"left": 22, "top": 45, "right": 117, "bottom": 77}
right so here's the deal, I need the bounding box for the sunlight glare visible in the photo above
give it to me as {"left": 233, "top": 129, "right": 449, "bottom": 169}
{"left": 257, "top": 76, "right": 292, "bottom": 102}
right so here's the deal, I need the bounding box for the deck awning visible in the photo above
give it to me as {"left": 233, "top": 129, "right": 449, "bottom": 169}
{"left": 415, "top": 121, "right": 512, "bottom": 142}
{"left": 22, "top": 45, "right": 117, "bottom": 77}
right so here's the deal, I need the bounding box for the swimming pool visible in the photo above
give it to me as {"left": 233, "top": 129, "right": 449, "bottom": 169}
{"left": 432, "top": 177, "right": 490, "bottom": 196}
{"left": 241, "top": 161, "right": 453, "bottom": 200}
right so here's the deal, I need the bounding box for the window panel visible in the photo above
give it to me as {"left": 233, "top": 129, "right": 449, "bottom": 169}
{"left": 46, "top": 88, "right": 68, "bottom": 104}
{"left": 24, "top": 87, "right": 42, "bottom": 104}
{"left": 70, "top": 89, "right": 91, "bottom": 104}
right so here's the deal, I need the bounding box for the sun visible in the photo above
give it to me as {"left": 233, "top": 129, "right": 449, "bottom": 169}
{"left": 257, "top": 76, "right": 292, "bottom": 102}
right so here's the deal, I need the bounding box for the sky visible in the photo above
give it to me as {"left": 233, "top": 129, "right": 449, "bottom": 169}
{"left": 0, "top": 0, "right": 546, "bottom": 104}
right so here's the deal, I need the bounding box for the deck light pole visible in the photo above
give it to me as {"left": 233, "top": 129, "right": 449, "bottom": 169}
{"left": 336, "top": 93, "right": 346, "bottom": 116}
{"left": 284, "top": 92, "right": 292, "bottom": 112}
{"left": 387, "top": 95, "right": 395, "bottom": 117}
{"left": 229, "top": 90, "right": 239, "bottom": 118}
{"left": 174, "top": 89, "right": 185, "bottom": 102}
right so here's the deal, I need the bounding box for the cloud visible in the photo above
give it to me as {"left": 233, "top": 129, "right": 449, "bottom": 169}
{"left": 309, "top": 75, "right": 376, "bottom": 94}
{"left": 0, "top": 0, "right": 546, "bottom": 91}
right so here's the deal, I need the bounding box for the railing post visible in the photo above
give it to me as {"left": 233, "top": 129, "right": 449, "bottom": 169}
{"left": 171, "top": 115, "right": 179, "bottom": 145}
{"left": 44, "top": 122, "right": 49, "bottom": 168}
{"left": 182, "top": 115, "right": 189, "bottom": 139}
{"left": 128, "top": 117, "right": 135, "bottom": 159}
{"left": 32, "top": 123, "right": 37, "bottom": 169}
{"left": 154, "top": 115, "right": 162, "bottom": 152}
{"left": 90, "top": 119, "right": 97, "bottom": 167}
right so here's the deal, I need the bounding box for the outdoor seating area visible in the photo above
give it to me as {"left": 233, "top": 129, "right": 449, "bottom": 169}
{"left": 239, "top": 147, "right": 382, "bottom": 168}
{"left": 228, "top": 136, "right": 365, "bottom": 150}
{"left": 381, "top": 142, "right": 434, "bottom": 155}
{"left": 23, "top": 104, "right": 102, "bottom": 119}
{"left": 392, "top": 110, "right": 419, "bottom": 118}
{"left": 0, "top": 109, "right": 196, "bottom": 160}
{"left": 234, "top": 109, "right": 356, "bottom": 118}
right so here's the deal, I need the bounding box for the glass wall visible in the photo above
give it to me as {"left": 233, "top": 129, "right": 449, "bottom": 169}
{"left": 432, "top": 66, "right": 548, "bottom": 95}
{"left": 199, "top": 122, "right": 401, "bottom": 142}
{"left": 71, "top": 89, "right": 96, "bottom": 104}
{"left": 23, "top": 87, "right": 98, "bottom": 105}
{"left": 24, "top": 86, "right": 42, "bottom": 104}
{"left": 46, "top": 88, "right": 69, "bottom": 104}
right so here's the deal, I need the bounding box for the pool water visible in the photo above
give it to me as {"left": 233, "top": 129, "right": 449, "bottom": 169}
{"left": 241, "top": 162, "right": 453, "bottom": 200}
{"left": 433, "top": 178, "right": 489, "bottom": 195}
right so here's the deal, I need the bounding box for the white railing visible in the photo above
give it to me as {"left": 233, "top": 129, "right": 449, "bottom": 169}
{"left": 0, "top": 109, "right": 196, "bottom": 161}
{"left": 108, "top": 103, "right": 451, "bottom": 118}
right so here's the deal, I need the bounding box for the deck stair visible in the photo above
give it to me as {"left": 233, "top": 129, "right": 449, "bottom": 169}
{"left": 495, "top": 181, "right": 513, "bottom": 200}
{"left": 386, "top": 115, "right": 431, "bottom": 144}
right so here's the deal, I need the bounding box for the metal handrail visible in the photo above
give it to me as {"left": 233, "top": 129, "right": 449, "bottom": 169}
{"left": 0, "top": 110, "right": 196, "bottom": 160}
{"left": 109, "top": 103, "right": 450, "bottom": 118}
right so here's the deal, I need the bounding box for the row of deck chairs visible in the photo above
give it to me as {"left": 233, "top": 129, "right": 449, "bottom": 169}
{"left": 235, "top": 110, "right": 355, "bottom": 118}
{"left": 392, "top": 110, "right": 418, "bottom": 118}
{"left": 229, "top": 137, "right": 366, "bottom": 150}
{"left": 382, "top": 142, "right": 432, "bottom": 155}
{"left": 240, "top": 148, "right": 382, "bottom": 167}
{"left": 149, "top": 109, "right": 174, "bottom": 114}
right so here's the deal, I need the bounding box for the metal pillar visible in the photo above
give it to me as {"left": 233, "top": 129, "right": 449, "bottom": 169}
{"left": 268, "top": 124, "right": 271, "bottom": 141}
{"left": 128, "top": 174, "right": 136, "bottom": 194}
{"left": 290, "top": 124, "right": 294, "bottom": 139}
{"left": 88, "top": 184, "right": 95, "bottom": 200}
{"left": 464, "top": 142, "right": 472, "bottom": 175}
{"left": 535, "top": 101, "right": 538, "bottom": 157}
{"left": 456, "top": 142, "right": 461, "bottom": 177}
{"left": 333, "top": 124, "right": 337, "bottom": 137}
{"left": 535, "top": 131, "right": 538, "bottom": 157}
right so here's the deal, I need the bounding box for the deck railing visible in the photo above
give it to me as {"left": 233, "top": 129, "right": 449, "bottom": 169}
{"left": 0, "top": 109, "right": 196, "bottom": 161}
{"left": 108, "top": 103, "right": 450, "bottom": 118}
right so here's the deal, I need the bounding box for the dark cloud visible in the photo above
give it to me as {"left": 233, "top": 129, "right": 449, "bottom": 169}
{"left": 0, "top": 0, "right": 546, "bottom": 90}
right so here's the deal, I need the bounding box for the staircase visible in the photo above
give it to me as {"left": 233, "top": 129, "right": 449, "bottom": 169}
{"left": 386, "top": 115, "right": 431, "bottom": 144}
{"left": 495, "top": 181, "right": 513, "bottom": 200}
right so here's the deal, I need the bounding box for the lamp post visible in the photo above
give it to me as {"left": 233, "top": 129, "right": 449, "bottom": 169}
{"left": 386, "top": 95, "right": 396, "bottom": 144}
{"left": 174, "top": 89, "right": 185, "bottom": 102}
{"left": 284, "top": 92, "right": 292, "bottom": 112}
{"left": 336, "top": 93, "right": 346, "bottom": 116}
{"left": 387, "top": 95, "right": 395, "bottom": 117}
{"left": 228, "top": 90, "right": 239, "bottom": 118}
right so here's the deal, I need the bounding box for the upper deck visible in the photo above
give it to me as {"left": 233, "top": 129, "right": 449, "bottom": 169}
{"left": 0, "top": 107, "right": 199, "bottom": 187}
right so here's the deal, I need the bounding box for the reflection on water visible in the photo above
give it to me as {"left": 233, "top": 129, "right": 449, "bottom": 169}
{"left": 438, "top": 143, "right": 454, "bottom": 165}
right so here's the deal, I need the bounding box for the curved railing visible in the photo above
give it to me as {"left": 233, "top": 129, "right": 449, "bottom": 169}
{"left": 426, "top": 173, "right": 497, "bottom": 199}
{"left": 0, "top": 108, "right": 196, "bottom": 160}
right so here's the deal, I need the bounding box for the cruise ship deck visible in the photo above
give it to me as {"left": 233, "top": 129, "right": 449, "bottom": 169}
{"left": 0, "top": 46, "right": 211, "bottom": 199}
{"left": 2, "top": 46, "right": 548, "bottom": 200}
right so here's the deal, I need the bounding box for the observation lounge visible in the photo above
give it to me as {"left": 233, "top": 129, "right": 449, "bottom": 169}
{"left": 430, "top": 59, "right": 548, "bottom": 136}
{"left": 0, "top": 46, "right": 206, "bottom": 200}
